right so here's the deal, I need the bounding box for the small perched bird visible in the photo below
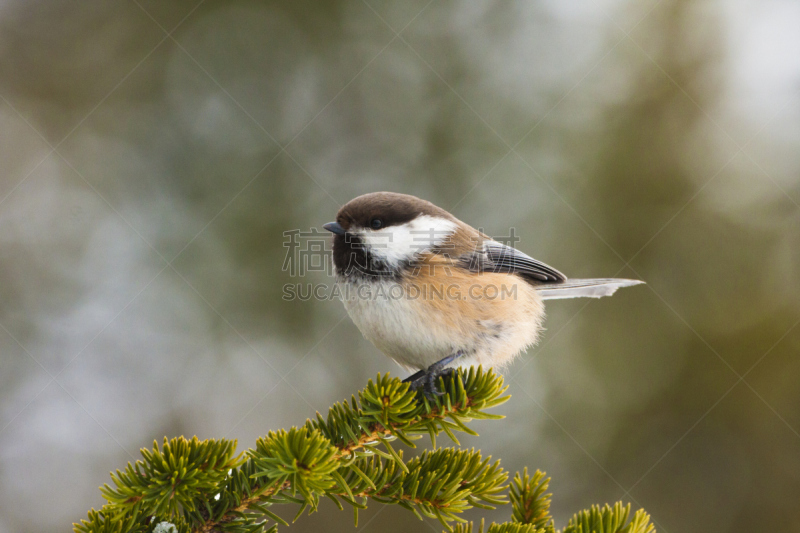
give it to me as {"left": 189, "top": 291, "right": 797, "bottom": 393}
{"left": 324, "top": 192, "right": 642, "bottom": 393}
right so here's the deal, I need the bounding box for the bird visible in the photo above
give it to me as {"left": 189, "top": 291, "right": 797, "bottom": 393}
{"left": 323, "top": 192, "right": 642, "bottom": 394}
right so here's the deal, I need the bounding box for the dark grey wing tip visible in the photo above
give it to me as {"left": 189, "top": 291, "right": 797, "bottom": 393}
{"left": 482, "top": 241, "right": 567, "bottom": 283}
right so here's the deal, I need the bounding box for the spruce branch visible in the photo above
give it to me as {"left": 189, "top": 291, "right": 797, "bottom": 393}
{"left": 509, "top": 468, "right": 554, "bottom": 531}
{"left": 309, "top": 366, "right": 510, "bottom": 456}
{"left": 325, "top": 447, "right": 508, "bottom": 529}
{"left": 74, "top": 367, "right": 655, "bottom": 533}
{"left": 100, "top": 437, "right": 244, "bottom": 518}
{"left": 449, "top": 492, "right": 656, "bottom": 533}
{"left": 452, "top": 518, "right": 546, "bottom": 533}
{"left": 561, "top": 503, "right": 655, "bottom": 533}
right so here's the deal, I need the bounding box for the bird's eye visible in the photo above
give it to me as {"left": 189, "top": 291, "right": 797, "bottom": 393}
{"left": 370, "top": 218, "right": 383, "bottom": 229}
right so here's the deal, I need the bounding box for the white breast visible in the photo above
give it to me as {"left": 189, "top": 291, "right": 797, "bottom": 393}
{"left": 337, "top": 275, "right": 545, "bottom": 372}
{"left": 339, "top": 279, "right": 455, "bottom": 370}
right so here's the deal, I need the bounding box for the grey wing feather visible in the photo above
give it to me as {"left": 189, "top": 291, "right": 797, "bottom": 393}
{"left": 460, "top": 241, "right": 643, "bottom": 299}
{"left": 465, "top": 241, "right": 566, "bottom": 282}
{"left": 535, "top": 278, "right": 644, "bottom": 300}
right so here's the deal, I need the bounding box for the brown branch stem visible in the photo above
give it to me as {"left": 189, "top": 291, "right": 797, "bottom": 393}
{"left": 194, "top": 396, "right": 476, "bottom": 532}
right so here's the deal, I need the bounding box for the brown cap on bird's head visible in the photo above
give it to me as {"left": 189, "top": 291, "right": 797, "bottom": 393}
{"left": 322, "top": 192, "right": 474, "bottom": 278}
{"left": 332, "top": 192, "right": 456, "bottom": 233}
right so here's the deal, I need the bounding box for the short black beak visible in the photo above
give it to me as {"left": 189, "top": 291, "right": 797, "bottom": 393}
{"left": 323, "top": 221, "right": 346, "bottom": 236}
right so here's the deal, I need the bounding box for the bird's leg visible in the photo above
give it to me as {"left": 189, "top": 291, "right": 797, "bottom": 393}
{"left": 403, "top": 351, "right": 465, "bottom": 399}
{"left": 402, "top": 368, "right": 426, "bottom": 384}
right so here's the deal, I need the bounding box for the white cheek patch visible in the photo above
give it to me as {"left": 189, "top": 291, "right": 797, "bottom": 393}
{"left": 360, "top": 215, "right": 457, "bottom": 266}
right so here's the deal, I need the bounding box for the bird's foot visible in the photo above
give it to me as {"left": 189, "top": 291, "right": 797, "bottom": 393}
{"left": 403, "top": 351, "right": 464, "bottom": 400}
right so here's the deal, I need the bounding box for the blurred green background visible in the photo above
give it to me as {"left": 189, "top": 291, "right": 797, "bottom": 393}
{"left": 1, "top": 1, "right": 799, "bottom": 531}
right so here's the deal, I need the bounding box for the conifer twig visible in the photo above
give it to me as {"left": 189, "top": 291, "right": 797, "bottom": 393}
{"left": 73, "top": 367, "right": 655, "bottom": 533}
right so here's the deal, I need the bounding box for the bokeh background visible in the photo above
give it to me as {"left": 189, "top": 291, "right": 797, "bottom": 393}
{"left": 1, "top": 1, "right": 799, "bottom": 531}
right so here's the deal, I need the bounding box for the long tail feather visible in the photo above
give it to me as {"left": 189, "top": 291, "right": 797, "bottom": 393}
{"left": 536, "top": 278, "right": 644, "bottom": 300}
